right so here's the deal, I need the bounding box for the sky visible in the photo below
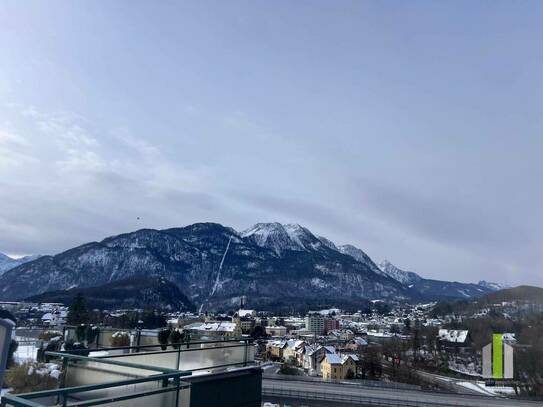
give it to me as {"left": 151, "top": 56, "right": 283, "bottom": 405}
{"left": 1, "top": 1, "right": 542, "bottom": 286}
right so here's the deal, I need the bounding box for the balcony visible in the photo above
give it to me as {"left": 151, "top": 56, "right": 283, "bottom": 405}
{"left": 1, "top": 338, "right": 261, "bottom": 407}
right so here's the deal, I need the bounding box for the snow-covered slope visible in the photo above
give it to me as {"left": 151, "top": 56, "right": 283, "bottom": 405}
{"left": 378, "top": 260, "right": 422, "bottom": 285}
{"left": 241, "top": 223, "right": 325, "bottom": 255}
{"left": 317, "top": 236, "right": 338, "bottom": 251}
{"left": 477, "top": 280, "right": 508, "bottom": 291}
{"left": 0, "top": 252, "right": 41, "bottom": 275}
{"left": 379, "top": 260, "right": 497, "bottom": 299}
{"left": 338, "top": 244, "right": 384, "bottom": 276}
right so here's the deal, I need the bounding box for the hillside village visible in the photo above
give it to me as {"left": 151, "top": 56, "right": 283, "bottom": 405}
{"left": 2, "top": 286, "right": 542, "bottom": 397}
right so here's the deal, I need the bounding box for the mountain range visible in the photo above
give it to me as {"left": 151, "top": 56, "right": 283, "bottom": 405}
{"left": 0, "top": 222, "right": 504, "bottom": 311}
{"left": 0, "top": 252, "right": 41, "bottom": 275}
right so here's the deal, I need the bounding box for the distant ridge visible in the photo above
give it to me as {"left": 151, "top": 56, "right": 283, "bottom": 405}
{"left": 477, "top": 285, "right": 543, "bottom": 305}
{"left": 377, "top": 259, "right": 495, "bottom": 300}
{"left": 0, "top": 252, "right": 41, "bottom": 275}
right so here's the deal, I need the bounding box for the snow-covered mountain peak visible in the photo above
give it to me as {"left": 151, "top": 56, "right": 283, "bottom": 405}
{"left": 378, "top": 260, "right": 422, "bottom": 285}
{"left": 241, "top": 222, "right": 321, "bottom": 255}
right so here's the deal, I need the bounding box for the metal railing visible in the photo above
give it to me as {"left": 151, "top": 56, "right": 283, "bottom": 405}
{"left": 262, "top": 385, "right": 543, "bottom": 407}
{"left": 60, "top": 337, "right": 256, "bottom": 372}
{"left": 263, "top": 386, "right": 465, "bottom": 407}
{"left": 1, "top": 353, "right": 191, "bottom": 407}
{"left": 264, "top": 373, "right": 422, "bottom": 391}
{"left": 1, "top": 337, "right": 257, "bottom": 407}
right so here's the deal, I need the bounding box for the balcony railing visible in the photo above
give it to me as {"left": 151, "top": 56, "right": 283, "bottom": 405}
{"left": 1, "top": 338, "right": 261, "bottom": 407}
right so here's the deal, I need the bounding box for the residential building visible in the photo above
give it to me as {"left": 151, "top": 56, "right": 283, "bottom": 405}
{"left": 302, "top": 344, "right": 335, "bottom": 374}
{"left": 282, "top": 339, "right": 306, "bottom": 364}
{"left": 437, "top": 329, "right": 473, "bottom": 353}
{"left": 324, "top": 318, "right": 339, "bottom": 333}
{"left": 305, "top": 312, "right": 324, "bottom": 335}
{"left": 232, "top": 312, "right": 255, "bottom": 334}
{"left": 267, "top": 339, "right": 288, "bottom": 359}
{"left": 321, "top": 354, "right": 358, "bottom": 380}
{"left": 265, "top": 325, "right": 287, "bottom": 336}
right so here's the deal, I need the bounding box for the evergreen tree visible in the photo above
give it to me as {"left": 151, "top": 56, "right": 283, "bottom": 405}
{"left": 67, "top": 293, "right": 89, "bottom": 325}
{"left": 250, "top": 325, "right": 266, "bottom": 339}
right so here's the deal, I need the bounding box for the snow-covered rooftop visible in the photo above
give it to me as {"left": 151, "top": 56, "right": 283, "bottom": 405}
{"left": 187, "top": 322, "right": 237, "bottom": 333}
{"left": 438, "top": 329, "right": 469, "bottom": 343}
{"left": 325, "top": 354, "right": 343, "bottom": 364}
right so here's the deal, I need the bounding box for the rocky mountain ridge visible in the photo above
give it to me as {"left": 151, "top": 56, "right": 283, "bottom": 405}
{"left": 0, "top": 222, "right": 501, "bottom": 310}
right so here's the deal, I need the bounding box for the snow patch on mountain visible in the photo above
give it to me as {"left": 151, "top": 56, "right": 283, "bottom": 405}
{"left": 317, "top": 236, "right": 338, "bottom": 251}
{"left": 378, "top": 260, "right": 423, "bottom": 285}
{"left": 338, "top": 244, "right": 384, "bottom": 276}
{"left": 0, "top": 252, "right": 41, "bottom": 275}
{"left": 241, "top": 222, "right": 323, "bottom": 255}
{"left": 477, "top": 280, "right": 508, "bottom": 291}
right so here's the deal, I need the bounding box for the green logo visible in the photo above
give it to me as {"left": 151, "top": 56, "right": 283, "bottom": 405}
{"left": 482, "top": 333, "right": 513, "bottom": 379}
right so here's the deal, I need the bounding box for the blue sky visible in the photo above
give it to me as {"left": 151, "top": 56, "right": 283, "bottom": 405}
{"left": 1, "top": 1, "right": 542, "bottom": 286}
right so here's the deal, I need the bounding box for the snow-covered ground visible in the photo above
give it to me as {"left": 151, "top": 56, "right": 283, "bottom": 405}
{"left": 457, "top": 381, "right": 515, "bottom": 396}
{"left": 88, "top": 350, "right": 110, "bottom": 357}
{"left": 13, "top": 344, "right": 38, "bottom": 363}
{"left": 448, "top": 360, "right": 481, "bottom": 377}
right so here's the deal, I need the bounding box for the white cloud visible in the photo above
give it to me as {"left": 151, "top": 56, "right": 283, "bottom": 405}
{"left": 0, "top": 130, "right": 36, "bottom": 169}
{"left": 0, "top": 104, "right": 221, "bottom": 255}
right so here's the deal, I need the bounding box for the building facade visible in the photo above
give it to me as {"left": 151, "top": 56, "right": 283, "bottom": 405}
{"left": 321, "top": 354, "right": 358, "bottom": 380}
{"left": 305, "top": 312, "right": 324, "bottom": 335}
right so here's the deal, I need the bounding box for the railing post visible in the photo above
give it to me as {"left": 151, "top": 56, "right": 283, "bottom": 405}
{"left": 176, "top": 346, "right": 181, "bottom": 370}
{"left": 136, "top": 328, "right": 141, "bottom": 353}
{"left": 244, "top": 339, "right": 248, "bottom": 366}
{"left": 174, "top": 376, "right": 180, "bottom": 407}
{"left": 59, "top": 356, "right": 69, "bottom": 389}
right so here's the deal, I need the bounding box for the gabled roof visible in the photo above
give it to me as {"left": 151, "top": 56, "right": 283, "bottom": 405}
{"left": 353, "top": 337, "right": 368, "bottom": 346}
{"left": 286, "top": 339, "right": 305, "bottom": 350}
{"left": 342, "top": 354, "right": 359, "bottom": 363}
{"left": 188, "top": 321, "right": 238, "bottom": 333}
{"left": 304, "top": 344, "right": 320, "bottom": 356}
{"left": 238, "top": 309, "right": 256, "bottom": 317}
{"left": 324, "top": 354, "right": 343, "bottom": 364}
{"left": 268, "top": 339, "right": 287, "bottom": 348}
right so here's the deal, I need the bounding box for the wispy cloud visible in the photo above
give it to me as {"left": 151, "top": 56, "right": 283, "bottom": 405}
{"left": 0, "top": 104, "right": 221, "bottom": 255}
{"left": 0, "top": 130, "right": 36, "bottom": 169}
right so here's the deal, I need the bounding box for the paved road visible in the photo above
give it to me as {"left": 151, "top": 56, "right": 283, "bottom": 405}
{"left": 262, "top": 378, "right": 543, "bottom": 406}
